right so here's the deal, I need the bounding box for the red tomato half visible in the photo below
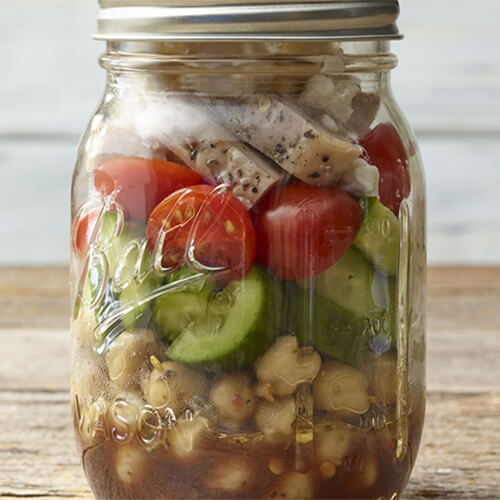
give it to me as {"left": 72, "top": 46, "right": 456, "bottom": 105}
{"left": 72, "top": 207, "right": 100, "bottom": 258}
{"left": 147, "top": 185, "right": 256, "bottom": 280}
{"left": 255, "top": 183, "right": 363, "bottom": 281}
{"left": 360, "top": 123, "right": 410, "bottom": 216}
{"left": 94, "top": 157, "right": 203, "bottom": 220}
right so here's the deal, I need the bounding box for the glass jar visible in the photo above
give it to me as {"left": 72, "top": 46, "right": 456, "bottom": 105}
{"left": 70, "top": 2, "right": 426, "bottom": 499}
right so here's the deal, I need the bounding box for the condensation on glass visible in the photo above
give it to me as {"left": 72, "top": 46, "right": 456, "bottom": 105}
{"left": 70, "top": 2, "right": 426, "bottom": 498}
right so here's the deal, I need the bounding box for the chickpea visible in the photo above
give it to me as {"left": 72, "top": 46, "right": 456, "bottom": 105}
{"left": 106, "top": 329, "right": 162, "bottom": 389}
{"left": 210, "top": 374, "right": 256, "bottom": 427}
{"left": 265, "top": 471, "right": 315, "bottom": 499}
{"left": 143, "top": 361, "right": 207, "bottom": 416}
{"left": 167, "top": 416, "right": 210, "bottom": 459}
{"left": 319, "top": 461, "right": 336, "bottom": 480}
{"left": 360, "top": 454, "right": 378, "bottom": 490}
{"left": 114, "top": 444, "right": 148, "bottom": 485}
{"left": 255, "top": 396, "right": 296, "bottom": 443}
{"left": 255, "top": 336, "right": 321, "bottom": 397}
{"left": 314, "top": 419, "right": 356, "bottom": 466}
{"left": 71, "top": 359, "right": 108, "bottom": 404}
{"left": 268, "top": 458, "right": 286, "bottom": 476}
{"left": 313, "top": 361, "right": 370, "bottom": 416}
{"left": 72, "top": 305, "right": 97, "bottom": 350}
{"left": 205, "top": 457, "right": 254, "bottom": 493}
{"left": 107, "top": 392, "right": 144, "bottom": 444}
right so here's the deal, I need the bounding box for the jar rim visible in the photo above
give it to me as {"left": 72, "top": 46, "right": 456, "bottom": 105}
{"left": 95, "top": 1, "right": 402, "bottom": 42}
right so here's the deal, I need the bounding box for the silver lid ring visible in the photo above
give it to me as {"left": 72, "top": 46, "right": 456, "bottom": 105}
{"left": 96, "top": 1, "right": 401, "bottom": 41}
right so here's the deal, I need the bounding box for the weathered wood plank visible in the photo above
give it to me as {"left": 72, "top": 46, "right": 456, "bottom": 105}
{"left": 0, "top": 330, "right": 69, "bottom": 391}
{"left": 2, "top": 320, "right": 499, "bottom": 397}
{"left": 1, "top": 266, "right": 500, "bottom": 393}
{"left": 1, "top": 389, "right": 499, "bottom": 499}
{"left": 404, "top": 392, "right": 500, "bottom": 500}
{"left": 0, "top": 267, "right": 69, "bottom": 329}
{"left": 0, "top": 266, "right": 499, "bottom": 498}
{"left": 2, "top": 265, "right": 500, "bottom": 330}
{"left": 0, "top": 390, "right": 91, "bottom": 499}
{"left": 427, "top": 266, "right": 500, "bottom": 294}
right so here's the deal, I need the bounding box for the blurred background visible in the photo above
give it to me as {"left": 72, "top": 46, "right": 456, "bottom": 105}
{"left": 1, "top": 0, "right": 499, "bottom": 265}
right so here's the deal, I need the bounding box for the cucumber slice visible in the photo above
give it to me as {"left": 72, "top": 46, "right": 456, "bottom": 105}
{"left": 294, "top": 288, "right": 370, "bottom": 366}
{"left": 153, "top": 291, "right": 210, "bottom": 342}
{"left": 152, "top": 267, "right": 215, "bottom": 342}
{"left": 81, "top": 212, "right": 159, "bottom": 335}
{"left": 119, "top": 276, "right": 158, "bottom": 331}
{"left": 166, "top": 266, "right": 270, "bottom": 369}
{"left": 167, "top": 267, "right": 215, "bottom": 295}
{"left": 300, "top": 247, "right": 381, "bottom": 319}
{"left": 354, "top": 197, "right": 400, "bottom": 276}
{"left": 107, "top": 218, "right": 147, "bottom": 282}
{"left": 371, "top": 271, "right": 397, "bottom": 349}
{"left": 294, "top": 281, "right": 395, "bottom": 366}
{"left": 296, "top": 248, "right": 397, "bottom": 364}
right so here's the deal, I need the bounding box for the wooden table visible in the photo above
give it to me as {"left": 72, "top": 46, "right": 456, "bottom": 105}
{"left": 1, "top": 266, "right": 499, "bottom": 499}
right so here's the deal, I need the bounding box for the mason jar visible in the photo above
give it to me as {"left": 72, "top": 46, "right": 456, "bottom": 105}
{"left": 70, "top": 1, "right": 426, "bottom": 498}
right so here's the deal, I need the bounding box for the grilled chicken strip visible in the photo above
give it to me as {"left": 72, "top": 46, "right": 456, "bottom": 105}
{"left": 98, "top": 94, "right": 284, "bottom": 210}
{"left": 203, "top": 95, "right": 363, "bottom": 185}
{"left": 157, "top": 97, "right": 284, "bottom": 209}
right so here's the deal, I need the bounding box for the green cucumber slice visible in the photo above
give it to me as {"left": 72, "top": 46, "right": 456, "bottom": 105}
{"left": 294, "top": 281, "right": 395, "bottom": 365}
{"left": 107, "top": 217, "right": 147, "bottom": 282}
{"left": 166, "top": 266, "right": 270, "bottom": 369}
{"left": 119, "top": 276, "right": 158, "bottom": 331}
{"left": 81, "top": 211, "right": 159, "bottom": 334}
{"left": 294, "top": 288, "right": 370, "bottom": 365}
{"left": 300, "top": 247, "right": 381, "bottom": 318}
{"left": 153, "top": 292, "right": 209, "bottom": 342}
{"left": 152, "top": 267, "right": 215, "bottom": 342}
{"left": 166, "top": 267, "right": 215, "bottom": 295}
{"left": 295, "top": 247, "right": 397, "bottom": 365}
{"left": 354, "top": 197, "right": 400, "bottom": 276}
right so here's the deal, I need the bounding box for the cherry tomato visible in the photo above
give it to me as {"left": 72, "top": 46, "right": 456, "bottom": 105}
{"left": 255, "top": 183, "right": 363, "bottom": 281}
{"left": 147, "top": 185, "right": 256, "bottom": 280}
{"left": 360, "top": 123, "right": 410, "bottom": 216}
{"left": 72, "top": 207, "right": 100, "bottom": 258}
{"left": 94, "top": 157, "right": 203, "bottom": 221}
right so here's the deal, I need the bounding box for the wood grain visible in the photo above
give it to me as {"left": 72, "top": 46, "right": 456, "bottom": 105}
{"left": 0, "top": 267, "right": 69, "bottom": 329}
{"left": 0, "top": 266, "right": 499, "bottom": 499}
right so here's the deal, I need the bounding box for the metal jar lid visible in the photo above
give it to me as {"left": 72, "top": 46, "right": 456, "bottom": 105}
{"left": 95, "top": 1, "right": 402, "bottom": 42}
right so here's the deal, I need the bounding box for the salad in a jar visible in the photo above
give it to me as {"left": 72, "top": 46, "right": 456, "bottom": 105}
{"left": 71, "top": 70, "right": 421, "bottom": 499}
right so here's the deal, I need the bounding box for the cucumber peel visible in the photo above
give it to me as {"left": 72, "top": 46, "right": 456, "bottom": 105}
{"left": 354, "top": 197, "right": 400, "bottom": 276}
{"left": 165, "top": 266, "right": 275, "bottom": 370}
{"left": 300, "top": 247, "right": 381, "bottom": 319}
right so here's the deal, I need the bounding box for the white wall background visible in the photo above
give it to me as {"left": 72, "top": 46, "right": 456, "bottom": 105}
{"left": 1, "top": 0, "right": 499, "bottom": 265}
